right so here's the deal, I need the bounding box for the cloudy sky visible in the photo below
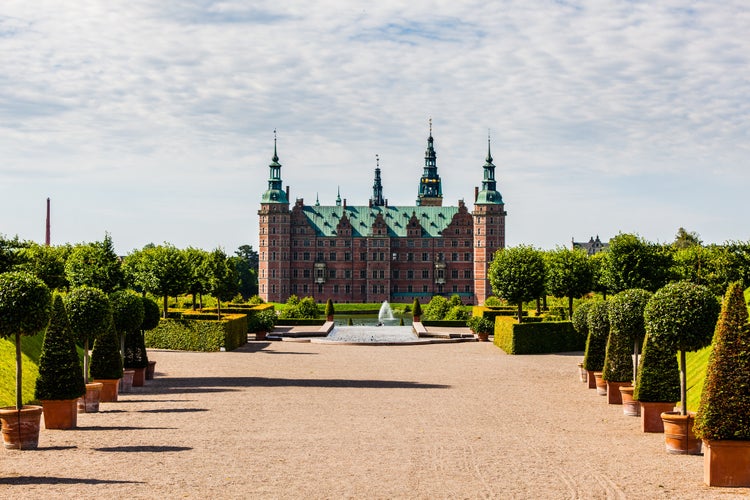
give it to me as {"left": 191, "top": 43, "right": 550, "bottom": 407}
{"left": 1, "top": 1, "right": 748, "bottom": 255}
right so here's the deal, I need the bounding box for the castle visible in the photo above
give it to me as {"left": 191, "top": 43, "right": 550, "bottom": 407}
{"left": 258, "top": 127, "right": 506, "bottom": 305}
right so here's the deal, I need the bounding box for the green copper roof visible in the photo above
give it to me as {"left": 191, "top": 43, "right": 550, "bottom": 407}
{"left": 301, "top": 205, "right": 461, "bottom": 238}
{"left": 475, "top": 136, "right": 503, "bottom": 205}
{"left": 261, "top": 132, "right": 289, "bottom": 204}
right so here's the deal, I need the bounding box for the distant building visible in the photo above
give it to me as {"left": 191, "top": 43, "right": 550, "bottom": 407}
{"left": 258, "top": 126, "right": 507, "bottom": 305}
{"left": 572, "top": 235, "right": 609, "bottom": 255}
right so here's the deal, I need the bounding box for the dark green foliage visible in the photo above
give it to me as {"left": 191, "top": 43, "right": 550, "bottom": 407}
{"left": 412, "top": 298, "right": 422, "bottom": 318}
{"left": 494, "top": 320, "right": 583, "bottom": 354}
{"left": 603, "top": 289, "right": 652, "bottom": 382}
{"left": 65, "top": 234, "right": 124, "bottom": 293}
{"left": 123, "top": 244, "right": 190, "bottom": 318}
{"left": 111, "top": 290, "right": 145, "bottom": 336}
{"left": 484, "top": 296, "right": 503, "bottom": 307}
{"left": 582, "top": 301, "right": 609, "bottom": 372}
{"left": 205, "top": 248, "right": 239, "bottom": 317}
{"left": 233, "top": 244, "right": 259, "bottom": 298}
{"left": 90, "top": 325, "right": 123, "bottom": 380}
{"left": 35, "top": 294, "right": 85, "bottom": 401}
{"left": 141, "top": 297, "right": 161, "bottom": 331}
{"left": 694, "top": 283, "right": 750, "bottom": 440}
{"left": 348, "top": 317, "right": 354, "bottom": 326}
{"left": 544, "top": 247, "right": 593, "bottom": 319}
{"left": 633, "top": 333, "right": 680, "bottom": 402}
{"left": 16, "top": 243, "right": 67, "bottom": 290}
{"left": 488, "top": 245, "right": 546, "bottom": 322}
{"left": 248, "top": 295, "right": 265, "bottom": 305}
{"left": 0, "top": 235, "right": 27, "bottom": 274}
{"left": 0, "top": 271, "right": 52, "bottom": 338}
{"left": 644, "top": 281, "right": 720, "bottom": 353}
{"left": 602, "top": 233, "right": 672, "bottom": 293}
{"left": 65, "top": 286, "right": 112, "bottom": 345}
{"left": 253, "top": 310, "right": 276, "bottom": 333}
{"left": 572, "top": 301, "right": 593, "bottom": 337}
{"left": 279, "top": 296, "right": 320, "bottom": 319}
{"left": 467, "top": 316, "right": 494, "bottom": 335}
{"left": 123, "top": 329, "right": 148, "bottom": 369}
{"left": 444, "top": 305, "right": 470, "bottom": 321}
{"left": 324, "top": 299, "right": 334, "bottom": 317}
{"left": 145, "top": 315, "right": 248, "bottom": 352}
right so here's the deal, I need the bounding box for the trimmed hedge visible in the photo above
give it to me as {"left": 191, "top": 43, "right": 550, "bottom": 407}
{"left": 275, "top": 318, "right": 326, "bottom": 326}
{"left": 494, "top": 319, "right": 585, "bottom": 354}
{"left": 422, "top": 320, "right": 470, "bottom": 327}
{"left": 473, "top": 306, "right": 528, "bottom": 321}
{"left": 145, "top": 314, "right": 248, "bottom": 352}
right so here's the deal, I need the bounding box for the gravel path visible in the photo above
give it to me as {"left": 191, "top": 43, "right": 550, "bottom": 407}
{"left": 1, "top": 340, "right": 747, "bottom": 499}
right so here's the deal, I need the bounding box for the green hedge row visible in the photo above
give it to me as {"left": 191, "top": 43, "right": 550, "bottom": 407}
{"left": 494, "top": 320, "right": 585, "bottom": 354}
{"left": 275, "top": 318, "right": 326, "bottom": 326}
{"left": 421, "top": 320, "right": 469, "bottom": 327}
{"left": 145, "top": 314, "right": 248, "bottom": 352}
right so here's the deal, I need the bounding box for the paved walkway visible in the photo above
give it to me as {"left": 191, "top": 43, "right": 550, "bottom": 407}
{"left": 1, "top": 341, "right": 746, "bottom": 499}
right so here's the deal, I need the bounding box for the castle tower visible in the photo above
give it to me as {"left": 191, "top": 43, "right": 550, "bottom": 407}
{"left": 258, "top": 131, "right": 291, "bottom": 302}
{"left": 370, "top": 154, "right": 385, "bottom": 207}
{"left": 416, "top": 120, "right": 443, "bottom": 207}
{"left": 472, "top": 134, "right": 507, "bottom": 305}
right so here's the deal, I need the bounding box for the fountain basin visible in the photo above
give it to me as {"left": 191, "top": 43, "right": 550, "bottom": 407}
{"left": 316, "top": 325, "right": 427, "bottom": 345}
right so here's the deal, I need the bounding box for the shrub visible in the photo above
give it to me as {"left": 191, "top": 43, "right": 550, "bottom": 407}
{"left": 572, "top": 301, "right": 593, "bottom": 337}
{"left": 145, "top": 314, "right": 248, "bottom": 352}
{"left": 412, "top": 298, "right": 422, "bottom": 318}
{"left": 254, "top": 310, "right": 277, "bottom": 333}
{"left": 35, "top": 294, "right": 86, "bottom": 401}
{"left": 141, "top": 297, "right": 161, "bottom": 331}
{"left": 0, "top": 271, "right": 53, "bottom": 409}
{"left": 694, "top": 282, "right": 750, "bottom": 440}
{"left": 633, "top": 333, "right": 680, "bottom": 402}
{"left": 65, "top": 286, "right": 112, "bottom": 383}
{"left": 494, "top": 320, "right": 583, "bottom": 354}
{"left": 467, "top": 316, "right": 494, "bottom": 335}
{"left": 279, "top": 296, "right": 320, "bottom": 319}
{"left": 602, "top": 289, "right": 652, "bottom": 383}
{"left": 248, "top": 295, "right": 265, "bottom": 305}
{"left": 444, "top": 305, "right": 470, "bottom": 321}
{"left": 484, "top": 296, "right": 503, "bottom": 307}
{"left": 324, "top": 299, "right": 334, "bottom": 318}
{"left": 90, "top": 325, "right": 123, "bottom": 380}
{"left": 582, "top": 301, "right": 609, "bottom": 372}
{"left": 422, "top": 296, "right": 449, "bottom": 321}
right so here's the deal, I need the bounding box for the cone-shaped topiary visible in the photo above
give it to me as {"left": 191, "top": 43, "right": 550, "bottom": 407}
{"left": 603, "top": 289, "right": 652, "bottom": 383}
{"left": 412, "top": 298, "right": 422, "bottom": 319}
{"left": 645, "top": 281, "right": 720, "bottom": 415}
{"left": 35, "top": 294, "right": 86, "bottom": 401}
{"left": 694, "top": 282, "right": 750, "bottom": 440}
{"left": 583, "top": 301, "right": 609, "bottom": 372}
{"left": 90, "top": 323, "right": 123, "bottom": 380}
{"left": 324, "top": 299, "right": 334, "bottom": 318}
{"left": 0, "top": 271, "right": 52, "bottom": 409}
{"left": 633, "top": 333, "right": 680, "bottom": 403}
{"left": 65, "top": 286, "right": 112, "bottom": 383}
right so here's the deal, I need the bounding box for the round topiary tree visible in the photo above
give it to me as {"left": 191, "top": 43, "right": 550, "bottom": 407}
{"left": 65, "top": 286, "right": 112, "bottom": 384}
{"left": 35, "top": 294, "right": 86, "bottom": 402}
{"left": 0, "top": 271, "right": 52, "bottom": 410}
{"left": 572, "top": 301, "right": 593, "bottom": 340}
{"left": 90, "top": 323, "right": 123, "bottom": 381}
{"left": 140, "top": 296, "right": 161, "bottom": 332}
{"left": 583, "top": 301, "right": 610, "bottom": 373}
{"left": 645, "top": 281, "right": 720, "bottom": 416}
{"left": 603, "top": 289, "right": 652, "bottom": 384}
{"left": 110, "top": 290, "right": 145, "bottom": 359}
{"left": 694, "top": 282, "right": 750, "bottom": 441}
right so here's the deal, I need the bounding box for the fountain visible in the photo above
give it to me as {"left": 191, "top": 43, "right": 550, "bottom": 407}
{"left": 318, "top": 301, "right": 422, "bottom": 344}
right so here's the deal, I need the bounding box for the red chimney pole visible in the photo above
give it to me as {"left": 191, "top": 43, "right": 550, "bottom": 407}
{"left": 45, "top": 198, "right": 51, "bottom": 246}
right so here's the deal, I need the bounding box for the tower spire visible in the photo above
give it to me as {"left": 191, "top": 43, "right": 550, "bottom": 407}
{"left": 416, "top": 118, "right": 443, "bottom": 206}
{"left": 370, "top": 154, "right": 385, "bottom": 207}
{"left": 261, "top": 129, "right": 288, "bottom": 204}
{"left": 475, "top": 131, "right": 503, "bottom": 205}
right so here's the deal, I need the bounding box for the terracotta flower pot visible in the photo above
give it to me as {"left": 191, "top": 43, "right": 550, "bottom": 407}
{"left": 0, "top": 405, "right": 43, "bottom": 450}
{"left": 703, "top": 439, "right": 750, "bottom": 487}
{"left": 146, "top": 360, "right": 156, "bottom": 380}
{"left": 256, "top": 331, "right": 267, "bottom": 341}
{"left": 41, "top": 399, "right": 78, "bottom": 429}
{"left": 586, "top": 370, "right": 597, "bottom": 389}
{"left": 77, "top": 382, "right": 103, "bottom": 413}
{"left": 120, "top": 369, "right": 135, "bottom": 393}
{"left": 606, "top": 381, "right": 630, "bottom": 405}
{"left": 95, "top": 379, "right": 120, "bottom": 402}
{"left": 577, "top": 362, "right": 587, "bottom": 383}
{"left": 476, "top": 332, "right": 489, "bottom": 342}
{"left": 593, "top": 372, "right": 607, "bottom": 396}
{"left": 640, "top": 401, "right": 676, "bottom": 433}
{"left": 132, "top": 367, "right": 146, "bottom": 387}
{"left": 619, "top": 386, "right": 640, "bottom": 416}
{"left": 661, "top": 411, "right": 702, "bottom": 455}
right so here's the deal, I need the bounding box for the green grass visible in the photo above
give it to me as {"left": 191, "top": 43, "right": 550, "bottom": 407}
{"left": 684, "top": 345, "right": 712, "bottom": 412}
{"left": 0, "top": 332, "right": 46, "bottom": 407}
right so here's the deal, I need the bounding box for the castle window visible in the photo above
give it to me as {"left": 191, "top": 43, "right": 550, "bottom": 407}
{"left": 422, "top": 253, "right": 429, "bottom": 261}
{"left": 329, "top": 252, "right": 336, "bottom": 261}
{"left": 422, "top": 285, "right": 428, "bottom": 292}
{"left": 464, "top": 270, "right": 472, "bottom": 279}
{"left": 407, "top": 270, "right": 414, "bottom": 279}
{"left": 360, "top": 270, "right": 366, "bottom": 279}
{"left": 360, "top": 252, "right": 366, "bottom": 261}
{"left": 345, "top": 270, "right": 351, "bottom": 278}
{"left": 345, "top": 252, "right": 351, "bottom": 261}
{"left": 465, "top": 285, "right": 471, "bottom": 293}
{"left": 464, "top": 252, "right": 471, "bottom": 261}
{"left": 329, "top": 269, "right": 336, "bottom": 278}
{"left": 272, "top": 285, "right": 276, "bottom": 293}
{"left": 379, "top": 252, "right": 384, "bottom": 261}
{"left": 393, "top": 270, "right": 399, "bottom": 279}
{"left": 333, "top": 285, "right": 339, "bottom": 293}
{"left": 272, "top": 270, "right": 276, "bottom": 278}
{"left": 422, "top": 240, "right": 429, "bottom": 248}
{"left": 452, "top": 240, "right": 458, "bottom": 247}
{"left": 293, "top": 269, "right": 298, "bottom": 278}
{"left": 360, "top": 284, "right": 366, "bottom": 294}
{"left": 304, "top": 240, "right": 310, "bottom": 247}
{"left": 422, "top": 270, "right": 429, "bottom": 279}
{"left": 303, "top": 252, "right": 310, "bottom": 261}
{"left": 318, "top": 284, "right": 323, "bottom": 293}
{"left": 464, "top": 240, "right": 470, "bottom": 247}
{"left": 318, "top": 240, "right": 324, "bottom": 247}
{"left": 372, "top": 270, "right": 378, "bottom": 279}
{"left": 407, "top": 253, "right": 414, "bottom": 262}
{"left": 452, "top": 253, "right": 458, "bottom": 261}
{"left": 379, "top": 270, "right": 385, "bottom": 279}
{"left": 407, "top": 285, "right": 413, "bottom": 293}
{"left": 452, "top": 270, "right": 458, "bottom": 279}
{"left": 345, "top": 285, "right": 350, "bottom": 294}
{"left": 330, "top": 240, "right": 336, "bottom": 247}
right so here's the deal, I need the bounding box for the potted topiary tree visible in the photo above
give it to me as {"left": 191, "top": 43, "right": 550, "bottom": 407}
{"left": 467, "top": 316, "right": 494, "bottom": 342}
{"left": 583, "top": 301, "right": 610, "bottom": 396}
{"left": 633, "top": 332, "right": 680, "bottom": 432}
{"left": 572, "top": 301, "right": 594, "bottom": 386}
{"left": 412, "top": 299, "right": 422, "bottom": 323}
{"left": 644, "top": 281, "right": 720, "bottom": 454}
{"left": 111, "top": 290, "right": 145, "bottom": 386}
{"left": 35, "top": 294, "right": 86, "bottom": 429}
{"left": 0, "top": 271, "right": 52, "bottom": 449}
{"left": 90, "top": 322, "right": 123, "bottom": 402}
{"left": 66, "top": 286, "right": 111, "bottom": 412}
{"left": 254, "top": 309, "right": 277, "bottom": 341}
{"left": 141, "top": 297, "right": 160, "bottom": 380}
{"left": 325, "top": 299, "right": 335, "bottom": 322}
{"left": 602, "top": 289, "right": 651, "bottom": 408}
{"left": 693, "top": 282, "right": 750, "bottom": 486}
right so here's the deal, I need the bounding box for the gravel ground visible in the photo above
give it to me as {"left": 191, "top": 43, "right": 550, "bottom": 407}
{"left": 1, "top": 339, "right": 748, "bottom": 499}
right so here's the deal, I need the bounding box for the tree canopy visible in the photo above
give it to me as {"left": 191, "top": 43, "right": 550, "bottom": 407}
{"left": 488, "top": 245, "right": 546, "bottom": 322}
